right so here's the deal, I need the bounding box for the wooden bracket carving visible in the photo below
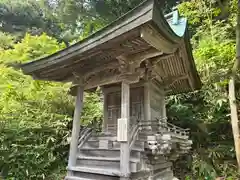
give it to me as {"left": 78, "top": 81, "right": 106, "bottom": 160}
{"left": 83, "top": 61, "right": 119, "bottom": 81}
{"left": 117, "top": 55, "right": 131, "bottom": 73}
{"left": 72, "top": 72, "right": 84, "bottom": 86}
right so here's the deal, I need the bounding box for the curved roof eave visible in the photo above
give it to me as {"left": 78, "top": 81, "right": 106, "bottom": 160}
{"left": 20, "top": 0, "right": 188, "bottom": 75}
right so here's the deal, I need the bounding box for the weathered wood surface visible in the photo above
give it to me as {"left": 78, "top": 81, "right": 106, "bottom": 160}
{"left": 120, "top": 82, "right": 130, "bottom": 179}
{"left": 144, "top": 82, "right": 151, "bottom": 121}
{"left": 21, "top": 0, "right": 154, "bottom": 73}
{"left": 104, "top": 86, "right": 143, "bottom": 131}
{"left": 141, "top": 25, "right": 177, "bottom": 54}
{"left": 229, "top": 78, "right": 240, "bottom": 169}
{"left": 20, "top": 0, "right": 201, "bottom": 95}
{"left": 68, "top": 86, "right": 84, "bottom": 170}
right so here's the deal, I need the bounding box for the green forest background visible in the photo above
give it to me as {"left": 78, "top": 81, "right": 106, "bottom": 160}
{"left": 0, "top": 0, "right": 239, "bottom": 179}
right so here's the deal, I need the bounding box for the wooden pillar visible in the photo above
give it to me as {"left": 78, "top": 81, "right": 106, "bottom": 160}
{"left": 162, "top": 98, "right": 166, "bottom": 120}
{"left": 160, "top": 94, "right": 167, "bottom": 121}
{"left": 103, "top": 89, "right": 108, "bottom": 132}
{"left": 68, "top": 86, "right": 84, "bottom": 168}
{"left": 120, "top": 81, "right": 130, "bottom": 179}
{"left": 144, "top": 82, "right": 151, "bottom": 121}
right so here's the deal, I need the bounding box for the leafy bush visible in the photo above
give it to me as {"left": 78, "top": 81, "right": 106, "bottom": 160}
{"left": 0, "top": 33, "right": 102, "bottom": 179}
{"left": 167, "top": 1, "right": 240, "bottom": 179}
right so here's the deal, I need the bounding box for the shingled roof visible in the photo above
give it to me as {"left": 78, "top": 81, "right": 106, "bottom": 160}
{"left": 20, "top": 0, "right": 201, "bottom": 95}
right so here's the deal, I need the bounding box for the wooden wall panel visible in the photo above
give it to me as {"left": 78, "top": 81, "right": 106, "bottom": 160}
{"left": 149, "top": 82, "right": 166, "bottom": 121}
{"left": 106, "top": 87, "right": 144, "bottom": 128}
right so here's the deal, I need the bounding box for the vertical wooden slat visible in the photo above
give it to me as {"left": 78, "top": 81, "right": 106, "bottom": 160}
{"left": 68, "top": 86, "right": 84, "bottom": 169}
{"left": 120, "top": 81, "right": 130, "bottom": 179}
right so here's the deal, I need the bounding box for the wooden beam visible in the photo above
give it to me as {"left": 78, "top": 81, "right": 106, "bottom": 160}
{"left": 128, "top": 48, "right": 163, "bottom": 62}
{"left": 117, "top": 48, "right": 163, "bottom": 74}
{"left": 140, "top": 25, "right": 178, "bottom": 54}
{"left": 120, "top": 81, "right": 130, "bottom": 179}
{"left": 84, "top": 70, "right": 144, "bottom": 90}
{"left": 70, "top": 73, "right": 143, "bottom": 96}
{"left": 83, "top": 61, "right": 119, "bottom": 80}
{"left": 102, "top": 81, "right": 145, "bottom": 94}
{"left": 67, "top": 86, "right": 84, "bottom": 171}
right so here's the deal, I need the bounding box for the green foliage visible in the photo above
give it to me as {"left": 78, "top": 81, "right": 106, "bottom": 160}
{"left": 178, "top": 0, "right": 237, "bottom": 36}
{"left": 0, "top": 33, "right": 65, "bottom": 64}
{"left": 0, "top": 32, "right": 16, "bottom": 50}
{"left": 82, "top": 90, "right": 103, "bottom": 130}
{"left": 193, "top": 23, "right": 235, "bottom": 84}
{"left": 178, "top": 0, "right": 221, "bottom": 28}
{"left": 0, "top": 34, "right": 72, "bottom": 179}
{"left": 0, "top": 0, "right": 240, "bottom": 179}
{"left": 59, "top": 0, "right": 179, "bottom": 37}
{"left": 0, "top": 0, "right": 64, "bottom": 41}
{"left": 0, "top": 0, "right": 180, "bottom": 43}
{"left": 167, "top": 1, "right": 240, "bottom": 179}
{"left": 0, "top": 34, "right": 102, "bottom": 179}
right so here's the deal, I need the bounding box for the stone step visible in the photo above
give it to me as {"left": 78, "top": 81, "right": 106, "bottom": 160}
{"left": 137, "top": 136, "right": 148, "bottom": 141}
{"left": 82, "top": 141, "right": 99, "bottom": 148}
{"left": 113, "top": 140, "right": 144, "bottom": 149}
{"left": 65, "top": 176, "right": 94, "bottom": 180}
{"left": 65, "top": 175, "right": 119, "bottom": 180}
{"left": 76, "top": 156, "right": 141, "bottom": 172}
{"left": 130, "top": 170, "right": 151, "bottom": 179}
{"left": 78, "top": 155, "right": 139, "bottom": 162}
{"left": 138, "top": 133, "right": 189, "bottom": 142}
{"left": 139, "top": 130, "right": 159, "bottom": 134}
{"left": 152, "top": 168, "right": 174, "bottom": 180}
{"left": 82, "top": 139, "right": 144, "bottom": 149}
{"left": 151, "top": 162, "right": 172, "bottom": 170}
{"left": 92, "top": 132, "right": 115, "bottom": 136}
{"left": 89, "top": 136, "right": 117, "bottom": 141}
{"left": 79, "top": 148, "right": 142, "bottom": 159}
{"left": 68, "top": 166, "right": 120, "bottom": 179}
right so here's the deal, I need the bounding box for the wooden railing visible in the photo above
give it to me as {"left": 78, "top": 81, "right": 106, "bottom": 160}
{"left": 103, "top": 118, "right": 189, "bottom": 149}
{"left": 78, "top": 127, "right": 93, "bottom": 148}
{"left": 137, "top": 118, "right": 189, "bottom": 137}
{"left": 157, "top": 118, "right": 190, "bottom": 137}
{"left": 129, "top": 121, "right": 141, "bottom": 150}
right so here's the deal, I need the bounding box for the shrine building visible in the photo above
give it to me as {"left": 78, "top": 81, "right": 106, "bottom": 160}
{"left": 20, "top": 0, "right": 201, "bottom": 179}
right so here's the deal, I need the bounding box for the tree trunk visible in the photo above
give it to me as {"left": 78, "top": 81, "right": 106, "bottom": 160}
{"left": 229, "top": 78, "right": 240, "bottom": 170}
{"left": 229, "top": 0, "right": 240, "bottom": 171}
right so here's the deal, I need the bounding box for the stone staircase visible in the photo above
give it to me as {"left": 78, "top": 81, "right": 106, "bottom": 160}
{"left": 65, "top": 133, "right": 145, "bottom": 180}
{"left": 65, "top": 121, "right": 190, "bottom": 180}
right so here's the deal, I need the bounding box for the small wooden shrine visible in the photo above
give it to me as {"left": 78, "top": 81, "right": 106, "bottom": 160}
{"left": 20, "top": 0, "right": 201, "bottom": 179}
